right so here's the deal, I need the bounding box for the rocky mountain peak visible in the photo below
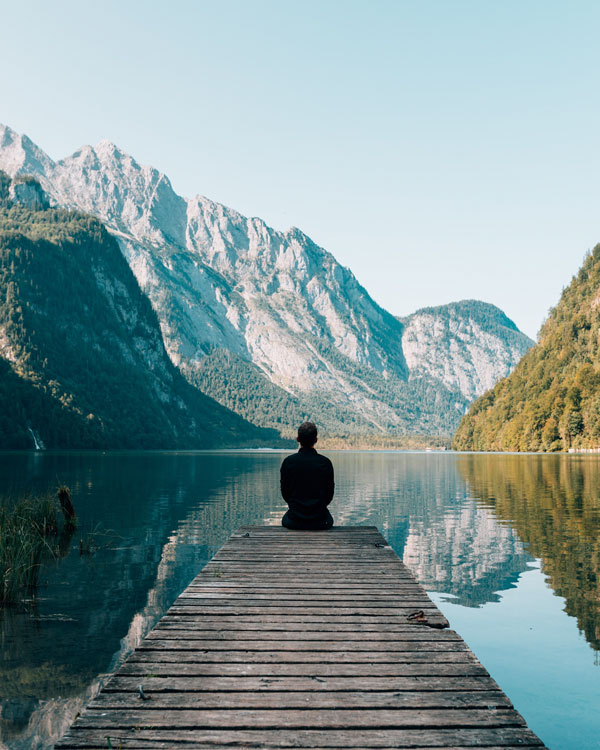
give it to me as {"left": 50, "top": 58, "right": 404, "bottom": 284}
{"left": 0, "top": 125, "right": 534, "bottom": 436}
{"left": 0, "top": 123, "right": 55, "bottom": 177}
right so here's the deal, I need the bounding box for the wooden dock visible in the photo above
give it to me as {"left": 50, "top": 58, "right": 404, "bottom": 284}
{"left": 56, "top": 526, "right": 546, "bottom": 749}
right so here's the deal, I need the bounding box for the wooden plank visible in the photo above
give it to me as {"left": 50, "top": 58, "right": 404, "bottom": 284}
{"left": 178, "top": 587, "right": 434, "bottom": 607}
{"left": 156, "top": 615, "right": 445, "bottom": 627}
{"left": 174, "top": 597, "right": 435, "bottom": 606}
{"left": 165, "top": 608, "right": 449, "bottom": 624}
{"left": 56, "top": 525, "right": 546, "bottom": 750}
{"left": 184, "top": 585, "right": 429, "bottom": 592}
{"left": 57, "top": 738, "right": 543, "bottom": 749}
{"left": 136, "top": 639, "right": 469, "bottom": 652}
{"left": 57, "top": 738, "right": 543, "bottom": 750}
{"left": 149, "top": 628, "right": 463, "bottom": 640}
{"left": 57, "top": 721, "right": 541, "bottom": 750}
{"left": 57, "top": 742, "right": 543, "bottom": 750}
{"left": 67, "top": 707, "right": 527, "bottom": 729}
{"left": 89, "top": 690, "right": 513, "bottom": 710}
{"left": 116, "top": 661, "right": 491, "bottom": 677}
{"left": 127, "top": 650, "right": 478, "bottom": 663}
{"left": 184, "top": 587, "right": 428, "bottom": 593}
{"left": 105, "top": 675, "right": 503, "bottom": 692}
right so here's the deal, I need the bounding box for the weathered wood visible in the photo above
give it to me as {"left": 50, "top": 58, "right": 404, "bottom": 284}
{"left": 185, "top": 588, "right": 426, "bottom": 594}
{"left": 105, "top": 675, "right": 503, "bottom": 692}
{"left": 55, "top": 729, "right": 541, "bottom": 750}
{"left": 137, "top": 639, "right": 469, "bottom": 652}
{"left": 56, "top": 734, "right": 544, "bottom": 750}
{"left": 127, "top": 650, "right": 478, "bottom": 663}
{"left": 149, "top": 628, "right": 463, "bottom": 640}
{"left": 55, "top": 526, "right": 546, "bottom": 750}
{"left": 176, "top": 594, "right": 435, "bottom": 603}
{"left": 157, "top": 614, "right": 449, "bottom": 627}
{"left": 116, "top": 661, "right": 491, "bottom": 677}
{"left": 57, "top": 728, "right": 545, "bottom": 748}
{"left": 170, "top": 596, "right": 446, "bottom": 615}
{"left": 90, "top": 690, "right": 512, "bottom": 710}
{"left": 177, "top": 591, "right": 437, "bottom": 610}
{"left": 67, "top": 707, "right": 527, "bottom": 729}
{"left": 184, "top": 587, "right": 428, "bottom": 594}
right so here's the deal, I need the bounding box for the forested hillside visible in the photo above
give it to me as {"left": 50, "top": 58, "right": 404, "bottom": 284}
{"left": 453, "top": 245, "right": 600, "bottom": 451}
{"left": 0, "top": 173, "right": 278, "bottom": 449}
{"left": 188, "top": 347, "right": 465, "bottom": 440}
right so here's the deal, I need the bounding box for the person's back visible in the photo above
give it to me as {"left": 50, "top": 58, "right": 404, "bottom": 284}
{"left": 280, "top": 422, "right": 334, "bottom": 530}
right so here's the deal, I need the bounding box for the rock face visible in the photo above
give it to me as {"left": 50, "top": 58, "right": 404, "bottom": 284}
{"left": 0, "top": 123, "right": 534, "bottom": 436}
{"left": 9, "top": 175, "right": 49, "bottom": 208}
{"left": 0, "top": 171, "right": 277, "bottom": 449}
{"left": 400, "top": 301, "right": 533, "bottom": 403}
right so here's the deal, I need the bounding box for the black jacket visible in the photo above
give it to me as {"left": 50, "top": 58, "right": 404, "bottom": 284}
{"left": 280, "top": 447, "right": 334, "bottom": 525}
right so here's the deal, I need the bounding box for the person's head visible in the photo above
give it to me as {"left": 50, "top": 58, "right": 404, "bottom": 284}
{"left": 297, "top": 421, "right": 318, "bottom": 448}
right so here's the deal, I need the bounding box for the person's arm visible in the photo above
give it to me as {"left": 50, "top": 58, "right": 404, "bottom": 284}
{"left": 280, "top": 459, "right": 291, "bottom": 504}
{"left": 324, "top": 459, "right": 335, "bottom": 506}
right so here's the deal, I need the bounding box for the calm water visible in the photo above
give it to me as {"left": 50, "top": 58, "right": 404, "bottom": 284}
{"left": 0, "top": 450, "right": 598, "bottom": 749}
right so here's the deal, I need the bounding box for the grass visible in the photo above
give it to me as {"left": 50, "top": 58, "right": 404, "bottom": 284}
{"left": 0, "top": 487, "right": 76, "bottom": 607}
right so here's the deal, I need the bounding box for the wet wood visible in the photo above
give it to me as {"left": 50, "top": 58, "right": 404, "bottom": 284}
{"left": 56, "top": 525, "right": 546, "bottom": 749}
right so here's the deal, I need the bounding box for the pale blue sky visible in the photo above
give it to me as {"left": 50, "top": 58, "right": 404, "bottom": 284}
{"left": 2, "top": 0, "right": 600, "bottom": 338}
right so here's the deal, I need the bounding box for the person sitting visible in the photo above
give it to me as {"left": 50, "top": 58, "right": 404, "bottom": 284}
{"left": 280, "top": 421, "right": 334, "bottom": 530}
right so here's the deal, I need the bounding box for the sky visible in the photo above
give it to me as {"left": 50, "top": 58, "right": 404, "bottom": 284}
{"left": 2, "top": 0, "right": 600, "bottom": 339}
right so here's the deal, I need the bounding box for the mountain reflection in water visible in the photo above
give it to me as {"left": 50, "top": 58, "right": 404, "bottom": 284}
{"left": 0, "top": 450, "right": 598, "bottom": 750}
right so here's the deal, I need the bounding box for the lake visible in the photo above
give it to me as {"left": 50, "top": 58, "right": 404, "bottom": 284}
{"left": 0, "top": 450, "right": 598, "bottom": 749}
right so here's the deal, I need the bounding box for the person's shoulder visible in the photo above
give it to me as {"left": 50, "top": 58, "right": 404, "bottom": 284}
{"left": 316, "top": 452, "right": 333, "bottom": 467}
{"left": 281, "top": 452, "right": 298, "bottom": 466}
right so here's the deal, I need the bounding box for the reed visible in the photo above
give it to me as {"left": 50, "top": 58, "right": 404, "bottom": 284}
{"left": 0, "top": 492, "right": 60, "bottom": 607}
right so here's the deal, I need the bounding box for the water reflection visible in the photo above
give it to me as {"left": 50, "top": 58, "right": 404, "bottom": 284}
{"left": 0, "top": 451, "right": 287, "bottom": 749}
{"left": 0, "top": 450, "right": 598, "bottom": 749}
{"left": 326, "top": 452, "right": 532, "bottom": 606}
{"left": 457, "top": 453, "right": 600, "bottom": 650}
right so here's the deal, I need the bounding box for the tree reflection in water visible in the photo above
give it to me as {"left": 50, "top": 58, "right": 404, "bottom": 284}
{"left": 457, "top": 453, "right": 600, "bottom": 650}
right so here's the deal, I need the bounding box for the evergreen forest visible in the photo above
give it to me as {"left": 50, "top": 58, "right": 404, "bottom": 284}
{"left": 453, "top": 244, "right": 600, "bottom": 452}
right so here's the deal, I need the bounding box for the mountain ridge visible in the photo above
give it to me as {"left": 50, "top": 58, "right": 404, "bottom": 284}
{"left": 0, "top": 123, "right": 534, "bottom": 438}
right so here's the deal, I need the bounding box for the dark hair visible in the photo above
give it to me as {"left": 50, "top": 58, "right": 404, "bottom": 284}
{"left": 297, "top": 421, "right": 318, "bottom": 448}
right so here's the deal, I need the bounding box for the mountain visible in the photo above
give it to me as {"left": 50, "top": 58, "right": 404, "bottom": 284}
{"left": 0, "top": 171, "right": 278, "bottom": 449}
{"left": 453, "top": 245, "right": 600, "bottom": 451}
{"left": 400, "top": 300, "right": 533, "bottom": 403}
{"left": 0, "top": 124, "right": 533, "bottom": 438}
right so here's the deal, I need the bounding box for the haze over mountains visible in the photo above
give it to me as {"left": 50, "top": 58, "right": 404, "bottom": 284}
{"left": 0, "top": 124, "right": 533, "bottom": 445}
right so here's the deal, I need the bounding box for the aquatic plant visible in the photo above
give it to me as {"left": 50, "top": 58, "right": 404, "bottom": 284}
{"left": 0, "top": 486, "right": 77, "bottom": 607}
{"left": 0, "top": 494, "right": 58, "bottom": 606}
